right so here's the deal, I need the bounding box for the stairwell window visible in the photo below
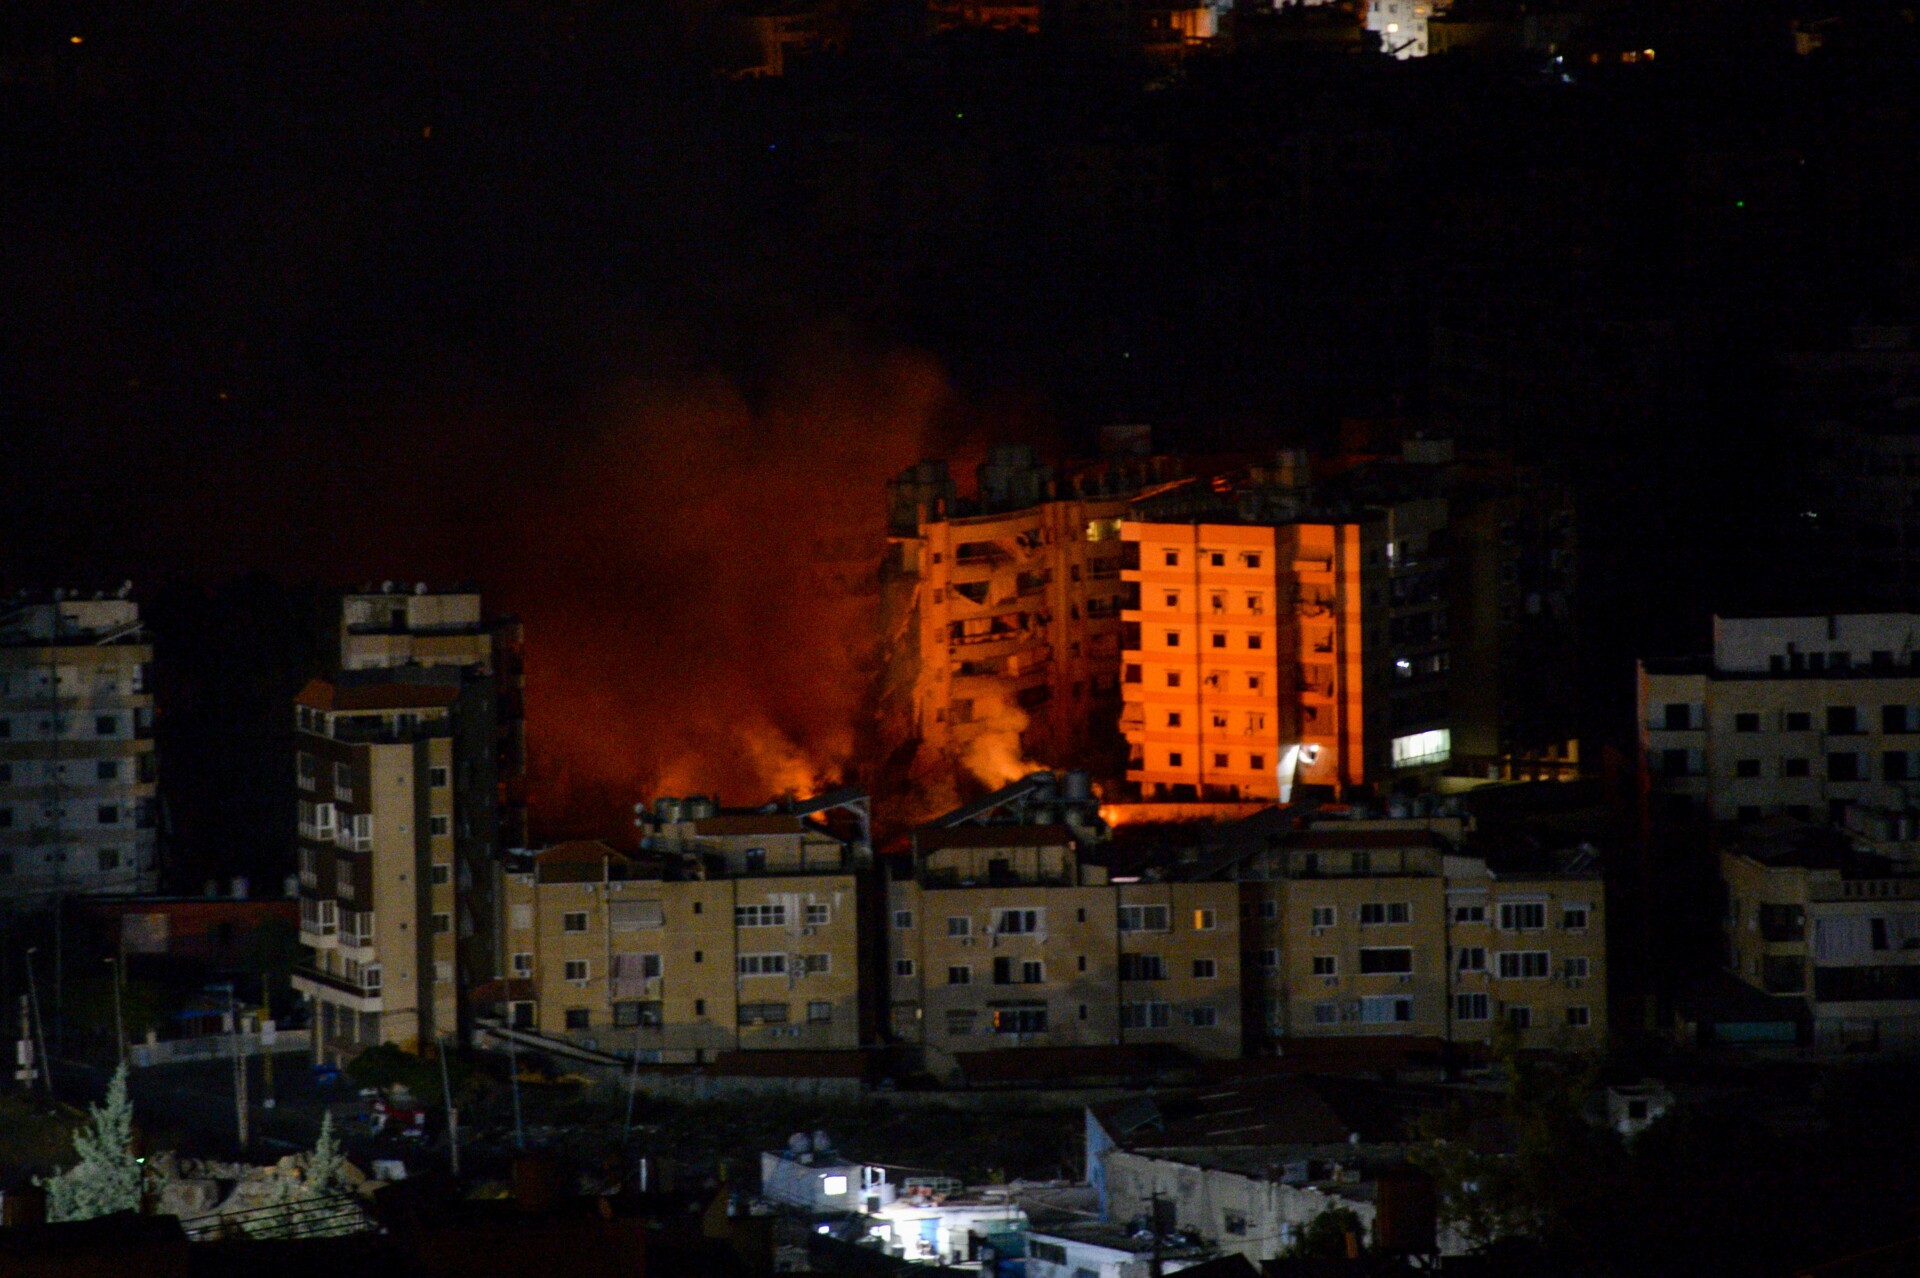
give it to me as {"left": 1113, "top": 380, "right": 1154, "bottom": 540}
{"left": 564, "top": 959, "right": 589, "bottom": 982}
{"left": 563, "top": 911, "right": 588, "bottom": 932}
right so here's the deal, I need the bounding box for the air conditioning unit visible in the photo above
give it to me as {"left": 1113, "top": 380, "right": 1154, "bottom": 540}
{"left": 959, "top": 937, "right": 975, "bottom": 948}
{"left": 1566, "top": 978, "right": 1583, "bottom": 989}
{"left": 1397, "top": 974, "right": 1412, "bottom": 984}
{"left": 802, "top": 926, "right": 817, "bottom": 937}
{"left": 1311, "top": 927, "right": 1326, "bottom": 938}
{"left": 1323, "top": 976, "right": 1339, "bottom": 988}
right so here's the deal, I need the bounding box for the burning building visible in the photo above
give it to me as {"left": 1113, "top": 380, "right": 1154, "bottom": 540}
{"left": 880, "top": 439, "right": 1184, "bottom": 809}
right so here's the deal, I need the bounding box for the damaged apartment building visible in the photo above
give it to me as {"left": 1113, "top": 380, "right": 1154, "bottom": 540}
{"left": 880, "top": 435, "right": 1185, "bottom": 801}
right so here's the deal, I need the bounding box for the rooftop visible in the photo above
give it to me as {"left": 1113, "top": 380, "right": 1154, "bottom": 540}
{"left": 295, "top": 679, "right": 461, "bottom": 712}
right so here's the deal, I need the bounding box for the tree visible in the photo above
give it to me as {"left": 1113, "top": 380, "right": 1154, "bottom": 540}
{"left": 306, "top": 1111, "right": 345, "bottom": 1198}
{"left": 1287, "top": 1205, "right": 1369, "bottom": 1259}
{"left": 42, "top": 1063, "right": 143, "bottom": 1222}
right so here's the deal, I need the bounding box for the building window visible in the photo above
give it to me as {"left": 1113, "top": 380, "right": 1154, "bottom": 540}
{"left": 1457, "top": 947, "right": 1487, "bottom": 972}
{"left": 946, "top": 1009, "right": 977, "bottom": 1036}
{"left": 1358, "top": 947, "right": 1413, "bottom": 974}
{"left": 97, "top": 848, "right": 121, "bottom": 872}
{"left": 1164, "top": 592, "right": 1180, "bottom": 608}
{"left": 736, "top": 904, "right": 787, "bottom": 928}
{"left": 738, "top": 953, "right": 787, "bottom": 976}
{"left": 1359, "top": 902, "right": 1411, "bottom": 925}
{"left": 1562, "top": 905, "right": 1589, "bottom": 930}
{"left": 1662, "top": 703, "right": 1694, "bottom": 730}
{"left": 1507, "top": 1006, "right": 1533, "bottom": 1030}
{"left": 1212, "top": 632, "right": 1227, "bottom": 649}
{"left": 1249, "top": 754, "right": 1265, "bottom": 771}
{"left": 614, "top": 1001, "right": 663, "bottom": 1028}
{"left": 1214, "top": 752, "right": 1229, "bottom": 768}
{"left": 431, "top": 912, "right": 451, "bottom": 934}
{"left": 1453, "top": 903, "right": 1486, "bottom": 924}
{"left": 564, "top": 959, "right": 589, "bottom": 982}
{"left": 738, "top": 1003, "right": 789, "bottom": 1026}
{"left": 807, "top": 1001, "right": 833, "bottom": 1023}
{"left": 1734, "top": 712, "right": 1761, "bottom": 732}
{"left": 1785, "top": 711, "right": 1811, "bottom": 730}
{"left": 1456, "top": 993, "right": 1490, "bottom": 1021}
{"left": 1167, "top": 671, "right": 1182, "bottom": 688}
{"left": 1783, "top": 757, "right": 1810, "bottom": 777}
{"left": 1827, "top": 706, "right": 1859, "bottom": 734}
{"left": 1310, "top": 906, "right": 1336, "bottom": 928}
{"left": 1247, "top": 594, "right": 1264, "bottom": 614}
{"left": 1164, "top": 550, "right": 1180, "bottom": 567}
{"left": 1193, "top": 908, "right": 1217, "bottom": 930}
{"left": 1248, "top": 674, "right": 1262, "bottom": 693}
{"left": 1119, "top": 953, "right": 1168, "bottom": 981}
{"left": 429, "top": 815, "right": 450, "bottom": 836}
{"left": 563, "top": 911, "right": 588, "bottom": 932}
{"left": 1496, "top": 951, "right": 1551, "bottom": 979}
{"left": 96, "top": 760, "right": 119, "bottom": 782}
{"left": 1119, "top": 905, "right": 1170, "bottom": 932}
{"left": 434, "top": 961, "right": 453, "bottom": 984}
{"left": 1735, "top": 759, "right": 1761, "bottom": 778}
{"left": 1313, "top": 1002, "right": 1338, "bottom": 1025}
{"left": 1261, "top": 949, "right": 1280, "bottom": 970}
{"left": 1360, "top": 995, "right": 1413, "bottom": 1023}
{"left": 895, "top": 959, "right": 915, "bottom": 977}
{"left": 1168, "top": 752, "right": 1184, "bottom": 768}
{"left": 95, "top": 715, "right": 117, "bottom": 736}
{"left": 993, "top": 1005, "right": 1048, "bottom": 1034}
{"left": 1210, "top": 553, "right": 1226, "bottom": 568}
{"left": 1312, "top": 955, "right": 1336, "bottom": 976}
{"left": 806, "top": 903, "right": 831, "bottom": 926}
{"left": 948, "top": 966, "right": 972, "bottom": 985}
{"left": 97, "top": 805, "right": 119, "bottom": 825}
{"left": 1121, "top": 1001, "right": 1171, "bottom": 1029}
{"left": 1829, "top": 752, "right": 1861, "bottom": 782}
{"left": 1259, "top": 900, "right": 1278, "bottom": 920}
{"left": 1165, "top": 630, "right": 1181, "bottom": 648}
{"left": 1566, "top": 1006, "right": 1591, "bottom": 1028}
{"left": 995, "top": 908, "right": 1041, "bottom": 934}
{"left": 801, "top": 954, "right": 830, "bottom": 974}
{"left": 334, "top": 762, "right": 353, "bottom": 793}
{"left": 894, "top": 909, "right": 913, "bottom": 929}
{"left": 1168, "top": 712, "right": 1182, "bottom": 728}
{"left": 1565, "top": 956, "right": 1591, "bottom": 979}
{"left": 431, "top": 864, "right": 451, "bottom": 885}
{"left": 1247, "top": 633, "right": 1263, "bottom": 650}
{"left": 511, "top": 904, "right": 533, "bottom": 930}
{"left": 429, "top": 766, "right": 449, "bottom": 787}
{"left": 563, "top": 1008, "right": 590, "bottom": 1030}
{"left": 1193, "top": 958, "right": 1217, "bottom": 978}
{"left": 1188, "top": 1005, "right": 1219, "bottom": 1027}
{"left": 1498, "top": 902, "right": 1547, "bottom": 931}
{"left": 512, "top": 952, "right": 533, "bottom": 976}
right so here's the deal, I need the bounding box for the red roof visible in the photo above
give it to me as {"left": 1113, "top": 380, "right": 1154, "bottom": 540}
{"left": 536, "top": 840, "right": 626, "bottom": 865}
{"left": 296, "top": 678, "right": 459, "bottom": 712}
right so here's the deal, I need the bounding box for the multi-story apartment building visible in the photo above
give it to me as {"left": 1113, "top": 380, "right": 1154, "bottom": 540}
{"left": 1120, "top": 454, "right": 1452, "bottom": 801}
{"left": 887, "top": 772, "right": 1242, "bottom": 1075}
{"left": 883, "top": 444, "right": 1182, "bottom": 790}
{"left": 1217, "top": 812, "right": 1606, "bottom": 1051}
{"left": 290, "top": 669, "right": 504, "bottom": 1064}
{"left": 337, "top": 584, "right": 526, "bottom": 844}
{"left": 1721, "top": 819, "right": 1920, "bottom": 1051}
{"left": 0, "top": 592, "right": 158, "bottom": 909}
{"left": 1640, "top": 614, "right": 1920, "bottom": 826}
{"left": 495, "top": 791, "right": 872, "bottom": 1061}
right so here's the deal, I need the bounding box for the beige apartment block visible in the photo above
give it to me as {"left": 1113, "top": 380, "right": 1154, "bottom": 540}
{"left": 0, "top": 594, "right": 158, "bottom": 908}
{"left": 497, "top": 796, "right": 872, "bottom": 1063}
{"left": 1641, "top": 614, "right": 1920, "bottom": 828}
{"left": 1223, "top": 816, "right": 1606, "bottom": 1052}
{"left": 291, "top": 670, "right": 503, "bottom": 1065}
{"left": 888, "top": 821, "right": 1242, "bottom": 1074}
{"left": 1722, "top": 821, "right": 1920, "bottom": 1051}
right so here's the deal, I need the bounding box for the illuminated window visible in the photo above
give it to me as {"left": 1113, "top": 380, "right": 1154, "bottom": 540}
{"left": 822, "top": 1175, "right": 848, "bottom": 1196}
{"left": 1390, "top": 729, "right": 1451, "bottom": 767}
{"left": 1193, "top": 909, "right": 1216, "bottom": 930}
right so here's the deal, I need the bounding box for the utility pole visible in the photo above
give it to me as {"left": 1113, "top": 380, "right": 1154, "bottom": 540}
{"left": 25, "top": 947, "right": 52, "bottom": 1095}
{"left": 437, "top": 1034, "right": 460, "bottom": 1177}
{"left": 222, "top": 983, "right": 248, "bottom": 1150}
{"left": 106, "top": 954, "right": 126, "bottom": 1070}
{"left": 505, "top": 1022, "right": 525, "bottom": 1149}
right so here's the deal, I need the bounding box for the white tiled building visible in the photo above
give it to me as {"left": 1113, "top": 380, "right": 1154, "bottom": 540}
{"left": 0, "top": 593, "right": 158, "bottom": 909}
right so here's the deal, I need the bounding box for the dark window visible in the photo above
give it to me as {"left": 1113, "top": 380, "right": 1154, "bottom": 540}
{"left": 1663, "top": 703, "right": 1693, "bottom": 730}
{"left": 1784, "top": 757, "right": 1811, "bottom": 777}
{"left": 565, "top": 1009, "right": 590, "bottom": 1030}
{"left": 1358, "top": 947, "right": 1414, "bottom": 974}
{"left": 1885, "top": 705, "right": 1911, "bottom": 733}
{"left": 1827, "top": 706, "right": 1859, "bottom": 734}
{"left": 95, "top": 715, "right": 117, "bottom": 736}
{"left": 1734, "top": 713, "right": 1761, "bottom": 732}
{"left": 1828, "top": 752, "right": 1861, "bottom": 782}
{"left": 1786, "top": 712, "right": 1812, "bottom": 731}
{"left": 1886, "top": 752, "right": 1911, "bottom": 782}
{"left": 1662, "top": 749, "right": 1691, "bottom": 777}
{"left": 1735, "top": 760, "right": 1761, "bottom": 778}
{"left": 1737, "top": 805, "right": 1762, "bottom": 822}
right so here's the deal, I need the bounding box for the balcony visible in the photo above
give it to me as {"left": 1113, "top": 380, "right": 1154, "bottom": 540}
{"left": 291, "top": 965, "right": 383, "bottom": 1012}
